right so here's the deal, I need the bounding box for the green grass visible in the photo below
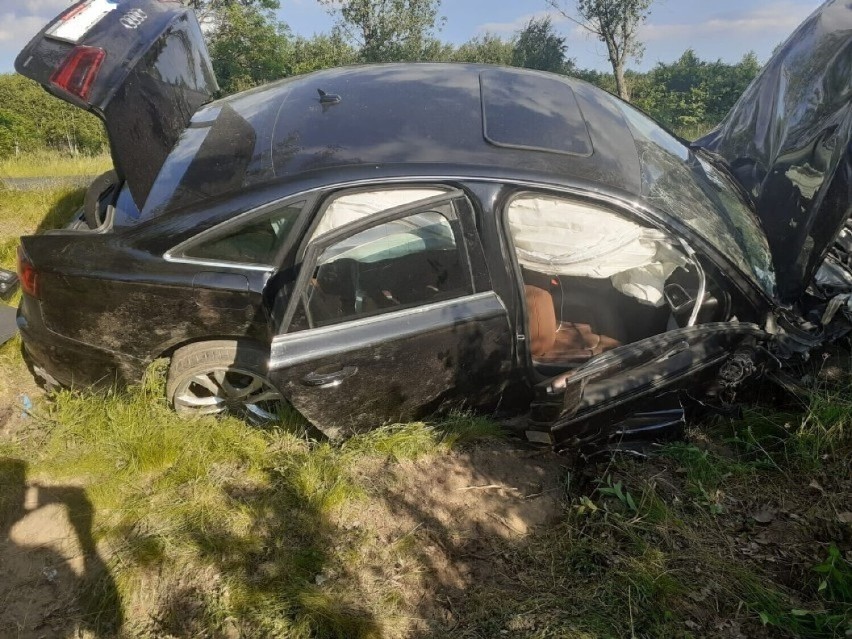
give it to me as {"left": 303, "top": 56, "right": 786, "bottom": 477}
{"left": 0, "top": 184, "right": 85, "bottom": 272}
{"left": 0, "top": 151, "right": 112, "bottom": 178}
{"left": 0, "top": 362, "right": 508, "bottom": 637}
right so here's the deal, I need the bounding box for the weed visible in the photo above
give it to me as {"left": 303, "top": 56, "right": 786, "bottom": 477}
{"left": 344, "top": 412, "right": 503, "bottom": 462}
{"left": 596, "top": 474, "right": 638, "bottom": 513}
{"left": 661, "top": 442, "right": 751, "bottom": 490}
{"left": 813, "top": 543, "right": 852, "bottom": 604}
{"left": 718, "top": 379, "right": 852, "bottom": 476}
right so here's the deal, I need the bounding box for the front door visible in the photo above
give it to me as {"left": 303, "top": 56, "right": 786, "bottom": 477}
{"left": 534, "top": 323, "right": 767, "bottom": 452}
{"left": 266, "top": 190, "right": 513, "bottom": 438}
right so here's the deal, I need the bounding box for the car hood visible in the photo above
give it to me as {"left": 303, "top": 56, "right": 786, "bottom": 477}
{"left": 15, "top": 0, "right": 218, "bottom": 211}
{"left": 695, "top": 0, "right": 852, "bottom": 304}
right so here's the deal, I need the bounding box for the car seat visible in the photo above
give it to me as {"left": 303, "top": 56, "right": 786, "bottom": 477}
{"left": 524, "top": 284, "right": 621, "bottom": 365}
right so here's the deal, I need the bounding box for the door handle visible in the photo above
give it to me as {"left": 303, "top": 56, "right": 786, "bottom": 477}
{"left": 302, "top": 366, "right": 358, "bottom": 388}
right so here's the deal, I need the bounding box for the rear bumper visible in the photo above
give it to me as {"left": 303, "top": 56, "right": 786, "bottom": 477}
{"left": 17, "top": 296, "right": 147, "bottom": 389}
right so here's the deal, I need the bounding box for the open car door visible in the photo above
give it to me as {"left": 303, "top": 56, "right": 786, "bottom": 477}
{"left": 15, "top": 0, "right": 218, "bottom": 211}
{"left": 265, "top": 191, "right": 513, "bottom": 439}
{"left": 532, "top": 323, "right": 767, "bottom": 456}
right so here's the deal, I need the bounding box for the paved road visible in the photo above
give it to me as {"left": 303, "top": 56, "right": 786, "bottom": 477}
{"left": 0, "top": 175, "right": 94, "bottom": 191}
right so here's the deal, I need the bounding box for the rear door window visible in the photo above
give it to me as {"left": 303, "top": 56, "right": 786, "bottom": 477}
{"left": 290, "top": 196, "right": 473, "bottom": 330}
{"left": 178, "top": 201, "right": 305, "bottom": 266}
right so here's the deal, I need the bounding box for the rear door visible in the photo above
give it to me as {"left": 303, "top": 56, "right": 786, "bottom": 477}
{"left": 15, "top": 0, "right": 218, "bottom": 210}
{"left": 531, "top": 323, "right": 766, "bottom": 452}
{"left": 266, "top": 190, "right": 513, "bottom": 438}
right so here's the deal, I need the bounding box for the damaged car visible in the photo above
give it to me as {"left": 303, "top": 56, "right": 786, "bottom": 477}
{"left": 12, "top": 0, "right": 852, "bottom": 455}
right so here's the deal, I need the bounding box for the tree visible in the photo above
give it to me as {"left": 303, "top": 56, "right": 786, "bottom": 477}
{"left": 0, "top": 74, "right": 107, "bottom": 157}
{"left": 318, "top": 0, "right": 445, "bottom": 62}
{"left": 286, "top": 33, "right": 359, "bottom": 76}
{"left": 628, "top": 49, "right": 762, "bottom": 137}
{"left": 181, "top": 0, "right": 280, "bottom": 21}
{"left": 548, "top": 0, "right": 652, "bottom": 100}
{"left": 207, "top": 3, "right": 290, "bottom": 93}
{"left": 451, "top": 34, "right": 515, "bottom": 65}
{"left": 511, "top": 17, "right": 574, "bottom": 74}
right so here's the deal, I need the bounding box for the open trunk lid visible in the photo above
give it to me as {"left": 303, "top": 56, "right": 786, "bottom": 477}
{"left": 15, "top": 0, "right": 218, "bottom": 211}
{"left": 695, "top": 0, "right": 852, "bottom": 304}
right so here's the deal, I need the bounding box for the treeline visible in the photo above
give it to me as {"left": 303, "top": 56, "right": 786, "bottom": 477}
{"left": 0, "top": 10, "right": 760, "bottom": 158}
{"left": 583, "top": 50, "right": 761, "bottom": 138}
{"left": 0, "top": 74, "right": 108, "bottom": 158}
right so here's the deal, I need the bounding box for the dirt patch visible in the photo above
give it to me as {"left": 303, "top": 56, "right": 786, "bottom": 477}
{"left": 0, "top": 470, "right": 121, "bottom": 639}
{"left": 1, "top": 498, "right": 84, "bottom": 638}
{"left": 336, "top": 440, "right": 569, "bottom": 634}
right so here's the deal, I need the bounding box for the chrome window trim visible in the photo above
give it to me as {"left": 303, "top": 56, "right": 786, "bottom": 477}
{"left": 163, "top": 194, "right": 316, "bottom": 271}
{"left": 270, "top": 291, "right": 506, "bottom": 368}
{"left": 162, "top": 255, "right": 275, "bottom": 272}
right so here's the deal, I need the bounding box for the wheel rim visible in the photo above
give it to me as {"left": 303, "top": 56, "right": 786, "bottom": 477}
{"left": 173, "top": 366, "right": 284, "bottom": 423}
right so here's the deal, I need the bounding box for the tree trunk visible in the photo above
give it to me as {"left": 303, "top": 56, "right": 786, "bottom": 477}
{"left": 602, "top": 32, "right": 630, "bottom": 102}
{"left": 614, "top": 61, "right": 629, "bottom": 101}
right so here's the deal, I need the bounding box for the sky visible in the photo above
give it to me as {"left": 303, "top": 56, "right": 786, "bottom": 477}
{"left": 0, "top": 0, "right": 824, "bottom": 74}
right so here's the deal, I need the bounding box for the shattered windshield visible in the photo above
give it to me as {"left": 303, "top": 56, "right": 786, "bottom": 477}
{"left": 614, "top": 101, "right": 777, "bottom": 299}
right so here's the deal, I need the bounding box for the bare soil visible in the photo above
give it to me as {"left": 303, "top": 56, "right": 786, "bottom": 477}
{"left": 1, "top": 489, "right": 90, "bottom": 639}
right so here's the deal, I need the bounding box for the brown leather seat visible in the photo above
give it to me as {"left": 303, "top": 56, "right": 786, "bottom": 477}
{"left": 525, "top": 285, "right": 621, "bottom": 364}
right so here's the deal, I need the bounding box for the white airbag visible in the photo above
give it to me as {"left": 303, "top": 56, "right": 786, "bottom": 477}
{"left": 312, "top": 188, "right": 446, "bottom": 240}
{"left": 508, "top": 195, "right": 687, "bottom": 306}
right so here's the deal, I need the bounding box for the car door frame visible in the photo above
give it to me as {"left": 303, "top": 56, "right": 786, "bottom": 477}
{"left": 495, "top": 184, "right": 770, "bottom": 450}
{"left": 277, "top": 189, "right": 475, "bottom": 330}
{"left": 266, "top": 187, "right": 514, "bottom": 437}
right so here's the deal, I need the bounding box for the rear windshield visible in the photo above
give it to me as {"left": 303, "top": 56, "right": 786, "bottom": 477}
{"left": 614, "top": 101, "right": 777, "bottom": 298}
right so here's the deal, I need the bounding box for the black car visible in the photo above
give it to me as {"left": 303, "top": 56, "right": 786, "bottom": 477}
{"left": 13, "top": 0, "right": 852, "bottom": 454}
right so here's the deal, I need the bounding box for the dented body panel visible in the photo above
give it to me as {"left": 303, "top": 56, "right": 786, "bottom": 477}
{"left": 696, "top": 0, "right": 852, "bottom": 303}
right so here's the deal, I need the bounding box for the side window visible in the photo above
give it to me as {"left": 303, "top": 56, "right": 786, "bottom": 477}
{"left": 182, "top": 202, "right": 304, "bottom": 265}
{"left": 297, "top": 203, "right": 472, "bottom": 329}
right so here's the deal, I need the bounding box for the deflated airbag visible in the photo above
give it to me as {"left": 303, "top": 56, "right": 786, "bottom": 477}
{"left": 508, "top": 195, "right": 687, "bottom": 306}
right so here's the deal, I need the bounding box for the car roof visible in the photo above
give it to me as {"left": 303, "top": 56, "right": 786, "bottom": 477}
{"left": 148, "top": 64, "right": 644, "bottom": 215}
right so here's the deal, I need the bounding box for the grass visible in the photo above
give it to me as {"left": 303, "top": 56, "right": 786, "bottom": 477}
{"left": 0, "top": 151, "right": 112, "bottom": 179}
{"left": 0, "top": 154, "right": 850, "bottom": 638}
{"left": 3, "top": 365, "right": 505, "bottom": 637}
{"left": 0, "top": 182, "right": 86, "bottom": 274}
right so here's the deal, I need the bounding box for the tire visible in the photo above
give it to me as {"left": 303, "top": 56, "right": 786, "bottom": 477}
{"left": 166, "top": 340, "right": 285, "bottom": 423}
{"left": 83, "top": 170, "right": 119, "bottom": 229}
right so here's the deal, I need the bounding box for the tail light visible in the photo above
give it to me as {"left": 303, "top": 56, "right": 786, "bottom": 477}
{"left": 16, "top": 246, "right": 40, "bottom": 299}
{"left": 50, "top": 45, "right": 106, "bottom": 101}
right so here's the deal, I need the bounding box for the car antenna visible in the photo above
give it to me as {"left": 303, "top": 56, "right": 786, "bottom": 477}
{"left": 317, "top": 89, "right": 342, "bottom": 107}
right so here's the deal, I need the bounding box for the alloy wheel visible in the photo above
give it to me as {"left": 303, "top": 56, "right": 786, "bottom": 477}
{"left": 173, "top": 366, "right": 284, "bottom": 423}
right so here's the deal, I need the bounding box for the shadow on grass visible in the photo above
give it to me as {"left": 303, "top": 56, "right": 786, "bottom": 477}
{"left": 0, "top": 458, "right": 123, "bottom": 638}
{"left": 34, "top": 187, "right": 85, "bottom": 234}
{"left": 168, "top": 462, "right": 384, "bottom": 638}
